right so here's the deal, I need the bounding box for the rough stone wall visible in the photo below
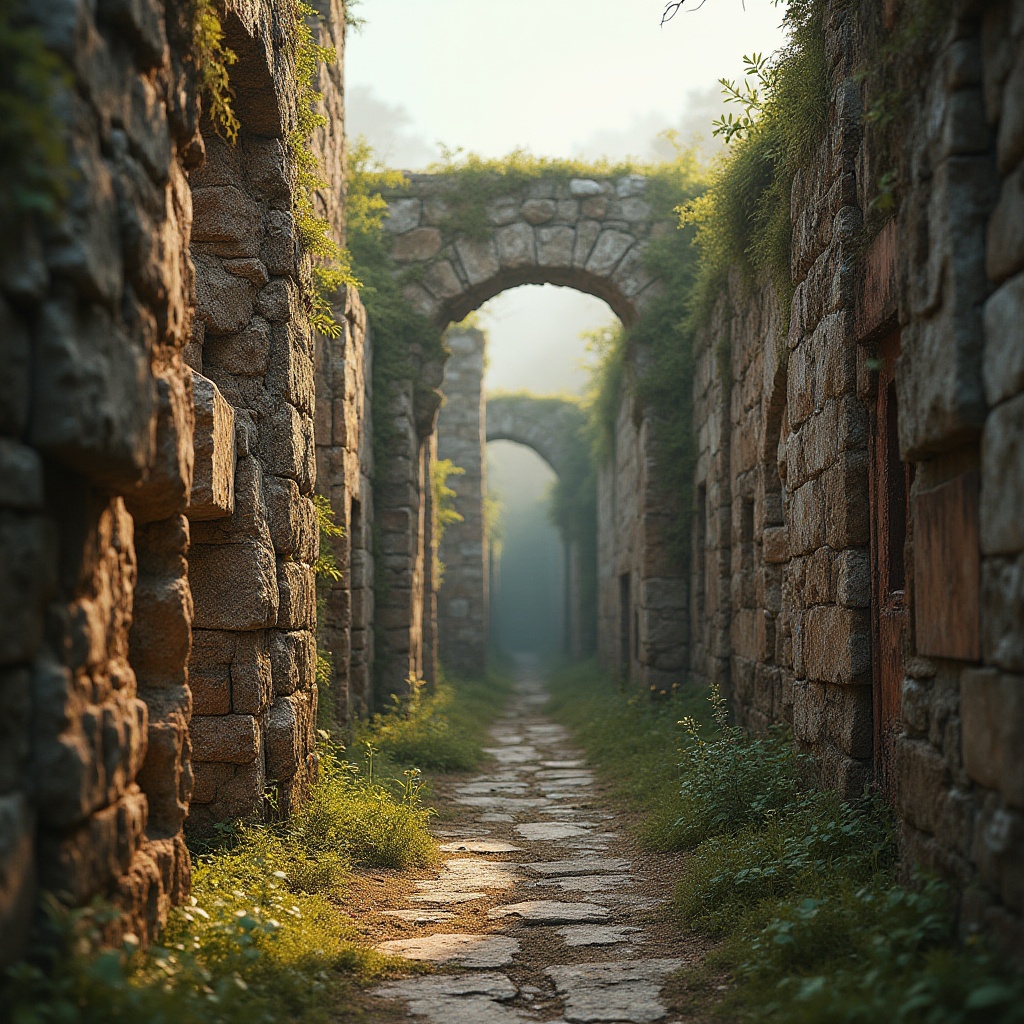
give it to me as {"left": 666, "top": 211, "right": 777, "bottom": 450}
{"left": 436, "top": 328, "right": 489, "bottom": 678}
{"left": 689, "top": 0, "right": 1024, "bottom": 957}
{"left": 596, "top": 363, "right": 690, "bottom": 689}
{"left": 314, "top": 287, "right": 374, "bottom": 722}
{"left": 0, "top": 0, "right": 201, "bottom": 961}
{"left": 184, "top": 3, "right": 338, "bottom": 829}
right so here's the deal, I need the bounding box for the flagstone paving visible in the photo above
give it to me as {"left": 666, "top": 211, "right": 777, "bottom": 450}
{"left": 365, "top": 672, "right": 697, "bottom": 1023}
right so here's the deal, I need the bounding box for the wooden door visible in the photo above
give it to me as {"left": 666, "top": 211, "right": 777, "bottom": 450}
{"left": 869, "top": 333, "right": 912, "bottom": 787}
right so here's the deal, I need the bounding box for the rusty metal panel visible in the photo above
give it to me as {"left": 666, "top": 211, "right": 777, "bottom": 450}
{"left": 912, "top": 469, "right": 981, "bottom": 661}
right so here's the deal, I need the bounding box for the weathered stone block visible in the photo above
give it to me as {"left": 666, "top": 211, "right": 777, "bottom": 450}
{"left": 259, "top": 404, "right": 315, "bottom": 492}
{"left": 392, "top": 227, "right": 442, "bottom": 262}
{"left": 0, "top": 512, "right": 53, "bottom": 665}
{"left": 0, "top": 440, "right": 44, "bottom": 512}
{"left": 987, "top": 162, "right": 1024, "bottom": 284}
{"left": 30, "top": 295, "right": 155, "bottom": 489}
{"left": 136, "top": 686, "right": 192, "bottom": 835}
{"left": 981, "top": 392, "right": 1024, "bottom": 555}
{"left": 982, "top": 554, "right": 1024, "bottom": 672}
{"left": 203, "top": 317, "right": 272, "bottom": 377}
{"left": 267, "top": 323, "right": 315, "bottom": 416}
{"left": 494, "top": 222, "right": 535, "bottom": 269}
{"left": 129, "top": 571, "right": 192, "bottom": 687}
{"left": 188, "top": 372, "right": 236, "bottom": 521}
{"left": 961, "top": 668, "right": 1024, "bottom": 808}
{"left": 277, "top": 561, "right": 316, "bottom": 630}
{"left": 585, "top": 230, "right": 633, "bottom": 276}
{"left": 982, "top": 271, "right": 1024, "bottom": 407}
{"left": 193, "top": 253, "right": 256, "bottom": 336}
{"left": 264, "top": 477, "right": 317, "bottom": 561}
{"left": 803, "top": 606, "right": 871, "bottom": 685}
{"left": 189, "top": 539, "right": 278, "bottom": 631}
{"left": 266, "top": 692, "right": 313, "bottom": 782}
{"left": 191, "top": 185, "right": 260, "bottom": 258}
{"left": 897, "top": 737, "right": 950, "bottom": 836}
{"left": 270, "top": 629, "right": 317, "bottom": 696}
{"left": 383, "top": 198, "right": 421, "bottom": 234}
{"left": 190, "top": 714, "right": 260, "bottom": 765}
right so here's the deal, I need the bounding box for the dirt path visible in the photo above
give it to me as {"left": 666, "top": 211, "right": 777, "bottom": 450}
{"left": 359, "top": 669, "right": 712, "bottom": 1023}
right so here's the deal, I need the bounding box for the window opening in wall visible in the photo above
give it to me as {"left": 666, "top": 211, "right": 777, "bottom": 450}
{"left": 741, "top": 497, "right": 755, "bottom": 572}
{"left": 869, "top": 332, "right": 912, "bottom": 793}
{"left": 619, "top": 572, "right": 631, "bottom": 682}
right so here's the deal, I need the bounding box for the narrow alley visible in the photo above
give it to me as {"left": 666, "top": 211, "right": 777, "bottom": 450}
{"left": 366, "top": 666, "right": 696, "bottom": 1024}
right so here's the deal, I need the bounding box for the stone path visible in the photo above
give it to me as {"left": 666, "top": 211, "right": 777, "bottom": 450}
{"left": 365, "top": 672, "right": 696, "bottom": 1023}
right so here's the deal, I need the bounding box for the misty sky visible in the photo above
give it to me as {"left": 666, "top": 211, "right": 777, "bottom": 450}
{"left": 346, "top": 1, "right": 788, "bottom": 652}
{"left": 346, "top": 0, "right": 788, "bottom": 397}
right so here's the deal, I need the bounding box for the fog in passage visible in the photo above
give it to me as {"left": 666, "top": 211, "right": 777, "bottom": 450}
{"left": 487, "top": 442, "right": 564, "bottom": 660}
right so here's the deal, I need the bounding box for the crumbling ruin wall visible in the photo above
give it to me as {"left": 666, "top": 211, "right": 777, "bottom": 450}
{"left": 691, "top": 0, "right": 1024, "bottom": 955}
{"left": 0, "top": 0, "right": 201, "bottom": 961}
{"left": 183, "top": 3, "right": 336, "bottom": 832}
{"left": 436, "top": 328, "right": 488, "bottom": 679}
{"left": 0, "top": 0, "right": 357, "bottom": 964}
{"left": 597, "top": 364, "right": 690, "bottom": 689}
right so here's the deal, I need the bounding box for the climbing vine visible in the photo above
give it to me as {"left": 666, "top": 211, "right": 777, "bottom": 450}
{"left": 679, "top": 0, "right": 828, "bottom": 330}
{"left": 431, "top": 458, "right": 464, "bottom": 587}
{"left": 287, "top": 1, "right": 359, "bottom": 338}
{"left": 190, "top": 0, "right": 239, "bottom": 142}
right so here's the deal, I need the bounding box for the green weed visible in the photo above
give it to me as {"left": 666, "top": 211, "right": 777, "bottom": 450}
{"left": 359, "top": 671, "right": 513, "bottom": 774}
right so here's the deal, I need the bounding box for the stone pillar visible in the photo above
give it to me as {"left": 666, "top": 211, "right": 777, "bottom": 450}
{"left": 186, "top": 120, "right": 319, "bottom": 829}
{"left": 436, "top": 328, "right": 489, "bottom": 678}
{"left": 314, "top": 288, "right": 373, "bottom": 725}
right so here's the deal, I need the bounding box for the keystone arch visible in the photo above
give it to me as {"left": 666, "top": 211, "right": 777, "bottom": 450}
{"left": 381, "top": 173, "right": 675, "bottom": 330}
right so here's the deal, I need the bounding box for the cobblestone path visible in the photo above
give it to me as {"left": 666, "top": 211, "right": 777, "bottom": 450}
{"left": 364, "top": 670, "right": 703, "bottom": 1023}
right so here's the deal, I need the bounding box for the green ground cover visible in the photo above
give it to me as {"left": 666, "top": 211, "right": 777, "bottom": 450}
{"left": 548, "top": 662, "right": 1024, "bottom": 1024}
{"left": 3, "top": 669, "right": 512, "bottom": 1024}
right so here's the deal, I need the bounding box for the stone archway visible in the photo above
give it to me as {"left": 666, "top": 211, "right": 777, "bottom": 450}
{"left": 372, "top": 174, "right": 674, "bottom": 696}
{"left": 382, "top": 173, "right": 668, "bottom": 330}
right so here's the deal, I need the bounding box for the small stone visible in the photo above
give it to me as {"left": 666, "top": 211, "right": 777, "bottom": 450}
{"left": 377, "top": 933, "right": 520, "bottom": 967}
{"left": 545, "top": 959, "right": 685, "bottom": 1024}
{"left": 438, "top": 840, "right": 523, "bottom": 853}
{"left": 488, "top": 900, "right": 611, "bottom": 924}
{"left": 557, "top": 925, "right": 641, "bottom": 947}
{"left": 570, "top": 179, "right": 604, "bottom": 196}
{"left": 526, "top": 859, "right": 631, "bottom": 877}
{"left": 383, "top": 910, "right": 455, "bottom": 924}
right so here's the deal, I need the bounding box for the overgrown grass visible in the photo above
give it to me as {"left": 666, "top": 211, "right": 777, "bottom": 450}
{"left": 2, "top": 741, "right": 431, "bottom": 1023}
{"left": 547, "top": 661, "right": 712, "bottom": 848}
{"left": 357, "top": 669, "right": 514, "bottom": 774}
{"left": 3, "top": 668, "right": 514, "bottom": 1021}
{"left": 548, "top": 662, "right": 1024, "bottom": 1023}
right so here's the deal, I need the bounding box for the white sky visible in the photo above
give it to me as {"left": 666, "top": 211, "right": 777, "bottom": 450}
{"left": 345, "top": 0, "right": 788, "bottom": 396}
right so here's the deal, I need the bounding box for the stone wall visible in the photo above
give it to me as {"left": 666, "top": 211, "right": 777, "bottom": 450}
{"left": 596, "top": 363, "right": 689, "bottom": 689}
{"left": 183, "top": 3, "right": 336, "bottom": 831}
{"left": 688, "top": 0, "right": 1024, "bottom": 957}
{"left": 0, "top": 0, "right": 201, "bottom": 960}
{"left": 436, "top": 328, "right": 488, "bottom": 678}
{"left": 0, "top": 0, "right": 356, "bottom": 964}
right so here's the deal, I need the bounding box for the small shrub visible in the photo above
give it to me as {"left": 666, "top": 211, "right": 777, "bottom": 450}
{"left": 673, "top": 686, "right": 806, "bottom": 849}
{"left": 362, "top": 672, "right": 512, "bottom": 773}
